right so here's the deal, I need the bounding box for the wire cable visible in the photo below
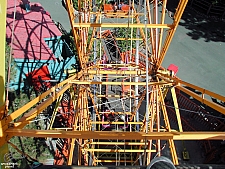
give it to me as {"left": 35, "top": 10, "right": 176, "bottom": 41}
{"left": 28, "top": 93, "right": 225, "bottom": 125}
{"left": 5, "top": 0, "right": 17, "bottom": 117}
{"left": 140, "top": 99, "right": 225, "bottom": 121}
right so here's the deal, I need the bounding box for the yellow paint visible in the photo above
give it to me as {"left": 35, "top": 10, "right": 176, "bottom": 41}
{"left": 0, "top": 1, "right": 7, "bottom": 168}
{"left": 171, "top": 87, "right": 183, "bottom": 132}
{"left": 0, "top": 0, "right": 6, "bottom": 107}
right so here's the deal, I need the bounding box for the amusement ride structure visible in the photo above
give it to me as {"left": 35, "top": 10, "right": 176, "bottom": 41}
{"left": 1, "top": 0, "right": 225, "bottom": 167}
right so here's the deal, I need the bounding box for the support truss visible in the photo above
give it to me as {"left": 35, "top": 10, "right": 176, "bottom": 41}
{"left": 1, "top": 0, "right": 225, "bottom": 167}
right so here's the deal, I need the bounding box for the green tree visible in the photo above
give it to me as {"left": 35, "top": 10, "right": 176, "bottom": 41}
{"left": 5, "top": 44, "right": 17, "bottom": 82}
{"left": 5, "top": 43, "right": 54, "bottom": 167}
{"left": 113, "top": 27, "right": 137, "bottom": 52}
{"left": 72, "top": 0, "right": 78, "bottom": 9}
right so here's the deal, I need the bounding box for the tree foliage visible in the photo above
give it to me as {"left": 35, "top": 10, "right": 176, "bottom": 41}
{"left": 5, "top": 42, "right": 54, "bottom": 168}
{"left": 113, "top": 27, "right": 137, "bottom": 52}
{"left": 5, "top": 44, "right": 17, "bottom": 82}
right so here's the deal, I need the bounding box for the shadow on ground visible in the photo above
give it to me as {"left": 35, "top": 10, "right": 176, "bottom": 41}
{"left": 180, "top": 8, "right": 225, "bottom": 42}
{"left": 167, "top": 0, "right": 225, "bottom": 42}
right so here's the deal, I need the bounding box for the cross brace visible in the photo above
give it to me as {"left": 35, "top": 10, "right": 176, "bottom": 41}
{"left": 6, "top": 129, "right": 225, "bottom": 140}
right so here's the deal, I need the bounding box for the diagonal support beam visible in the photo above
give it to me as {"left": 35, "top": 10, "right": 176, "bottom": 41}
{"left": 171, "top": 87, "right": 183, "bottom": 132}
{"left": 156, "top": 0, "right": 188, "bottom": 68}
{"left": 159, "top": 87, "right": 178, "bottom": 165}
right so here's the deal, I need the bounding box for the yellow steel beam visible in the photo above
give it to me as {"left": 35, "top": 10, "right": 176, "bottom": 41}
{"left": 83, "top": 149, "right": 156, "bottom": 153}
{"left": 86, "top": 88, "right": 100, "bottom": 120}
{"left": 159, "top": 73, "right": 225, "bottom": 101}
{"left": 68, "top": 138, "right": 75, "bottom": 165}
{"left": 113, "top": 38, "right": 144, "bottom": 40}
{"left": 96, "top": 95, "right": 124, "bottom": 98}
{"left": 48, "top": 95, "right": 63, "bottom": 130}
{"left": 159, "top": 86, "right": 178, "bottom": 165}
{"left": 6, "top": 129, "right": 225, "bottom": 140}
{"left": 133, "top": 7, "right": 151, "bottom": 55}
{"left": 0, "top": 0, "right": 6, "bottom": 109}
{"left": 0, "top": 0, "right": 8, "bottom": 161}
{"left": 98, "top": 111, "right": 133, "bottom": 114}
{"left": 177, "top": 86, "right": 225, "bottom": 115}
{"left": 177, "top": 78, "right": 225, "bottom": 103}
{"left": 158, "top": 0, "right": 168, "bottom": 57}
{"left": 0, "top": 84, "right": 68, "bottom": 130}
{"left": 90, "top": 122, "right": 144, "bottom": 124}
{"left": 15, "top": 83, "right": 71, "bottom": 124}
{"left": 70, "top": 81, "right": 175, "bottom": 86}
{"left": 171, "top": 87, "right": 183, "bottom": 132}
{"left": 90, "top": 11, "right": 145, "bottom": 15}
{"left": 73, "top": 23, "right": 173, "bottom": 28}
{"left": 104, "top": 14, "right": 135, "bottom": 18}
{"left": 156, "top": 86, "right": 161, "bottom": 157}
{"left": 0, "top": 83, "right": 72, "bottom": 147}
{"left": 88, "top": 12, "right": 100, "bottom": 53}
{"left": 84, "top": 69, "right": 147, "bottom": 75}
{"left": 130, "top": 90, "right": 146, "bottom": 121}
{"left": 0, "top": 72, "right": 80, "bottom": 129}
{"left": 97, "top": 63, "right": 137, "bottom": 67}
{"left": 89, "top": 142, "right": 148, "bottom": 145}
{"left": 95, "top": 160, "right": 134, "bottom": 163}
{"left": 51, "top": 128, "right": 73, "bottom": 130}
{"left": 67, "top": 66, "right": 142, "bottom": 75}
{"left": 0, "top": 105, "right": 5, "bottom": 120}
{"left": 66, "top": 0, "right": 88, "bottom": 69}
{"left": 146, "top": 0, "right": 155, "bottom": 63}
{"left": 156, "top": 0, "right": 188, "bottom": 68}
{"left": 68, "top": 86, "right": 80, "bottom": 165}
{"left": 158, "top": 73, "right": 225, "bottom": 114}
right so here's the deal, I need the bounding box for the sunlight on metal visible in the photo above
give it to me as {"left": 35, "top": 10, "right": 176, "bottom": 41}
{"left": 6, "top": 129, "right": 225, "bottom": 140}
{"left": 156, "top": 0, "right": 188, "bottom": 68}
{"left": 70, "top": 81, "right": 175, "bottom": 86}
{"left": 2, "top": 0, "right": 224, "bottom": 166}
{"left": 73, "top": 23, "right": 173, "bottom": 28}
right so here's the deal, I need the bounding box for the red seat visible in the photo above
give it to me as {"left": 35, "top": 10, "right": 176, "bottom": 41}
{"left": 167, "top": 64, "right": 179, "bottom": 75}
{"left": 121, "top": 5, "right": 130, "bottom": 11}
{"left": 104, "top": 4, "right": 113, "bottom": 12}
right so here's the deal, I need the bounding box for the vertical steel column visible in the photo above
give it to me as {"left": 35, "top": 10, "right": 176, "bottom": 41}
{"left": 135, "top": 30, "right": 139, "bottom": 131}
{"left": 144, "top": 0, "right": 149, "bottom": 134}
{"left": 93, "top": 39, "right": 97, "bottom": 127}
{"left": 171, "top": 88, "right": 183, "bottom": 132}
{"left": 89, "top": 40, "right": 97, "bottom": 166}
{"left": 154, "top": 0, "right": 159, "bottom": 59}
{"left": 0, "top": 0, "right": 6, "bottom": 108}
{"left": 68, "top": 87, "right": 80, "bottom": 165}
{"left": 159, "top": 88, "right": 178, "bottom": 165}
{"left": 147, "top": 92, "right": 155, "bottom": 164}
{"left": 0, "top": 1, "right": 8, "bottom": 167}
{"left": 144, "top": 0, "right": 149, "bottom": 166}
{"left": 158, "top": 0, "right": 168, "bottom": 57}
{"left": 146, "top": 0, "right": 155, "bottom": 61}
{"left": 156, "top": 85, "right": 160, "bottom": 157}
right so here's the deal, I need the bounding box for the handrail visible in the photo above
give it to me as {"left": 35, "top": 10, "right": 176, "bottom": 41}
{"left": 158, "top": 73, "right": 225, "bottom": 114}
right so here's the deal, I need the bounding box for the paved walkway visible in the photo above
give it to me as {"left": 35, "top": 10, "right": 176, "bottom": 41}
{"left": 29, "top": 0, "right": 71, "bottom": 32}
{"left": 162, "top": 6, "right": 225, "bottom": 96}
{"left": 30, "top": 0, "right": 225, "bottom": 97}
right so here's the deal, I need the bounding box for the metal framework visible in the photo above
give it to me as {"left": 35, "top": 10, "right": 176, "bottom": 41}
{"left": 1, "top": 0, "right": 225, "bottom": 167}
